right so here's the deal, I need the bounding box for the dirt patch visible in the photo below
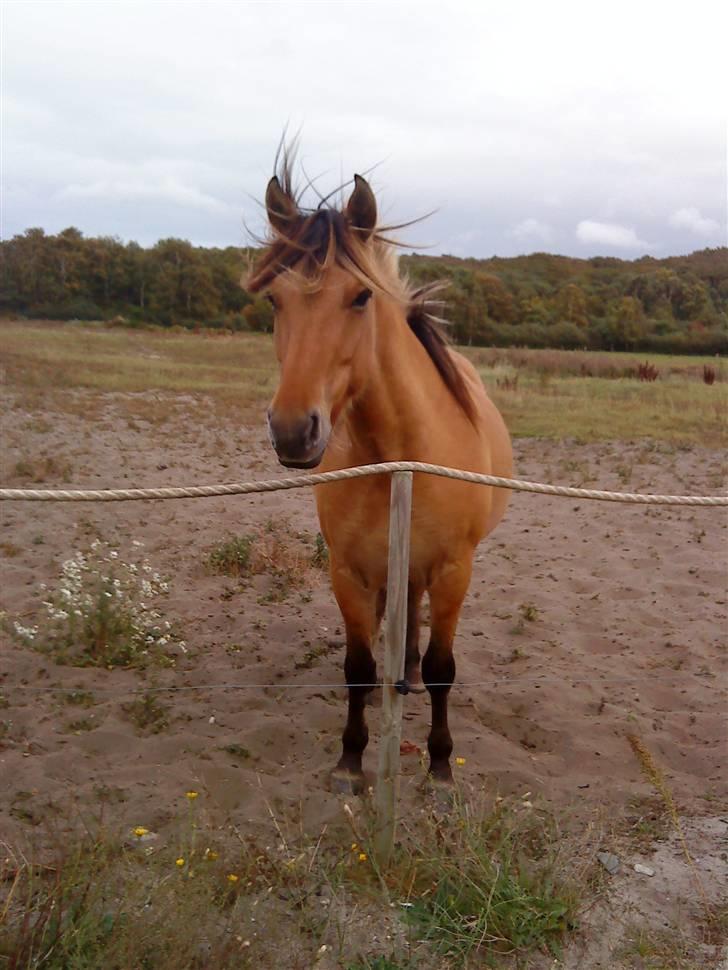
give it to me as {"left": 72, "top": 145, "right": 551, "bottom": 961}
{"left": 1, "top": 386, "right": 726, "bottom": 965}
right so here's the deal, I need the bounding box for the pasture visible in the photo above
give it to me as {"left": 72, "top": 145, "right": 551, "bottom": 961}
{"left": 0, "top": 320, "right": 726, "bottom": 968}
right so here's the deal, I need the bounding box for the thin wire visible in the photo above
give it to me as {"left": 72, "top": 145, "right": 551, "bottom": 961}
{"left": 0, "top": 676, "right": 697, "bottom": 696}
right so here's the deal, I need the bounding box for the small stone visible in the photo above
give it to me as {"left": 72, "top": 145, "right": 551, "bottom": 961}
{"left": 597, "top": 851, "right": 620, "bottom": 874}
{"left": 126, "top": 830, "right": 159, "bottom": 849}
{"left": 634, "top": 863, "right": 655, "bottom": 877}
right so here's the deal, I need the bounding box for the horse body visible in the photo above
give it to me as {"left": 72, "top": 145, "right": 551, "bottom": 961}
{"left": 247, "top": 159, "right": 512, "bottom": 791}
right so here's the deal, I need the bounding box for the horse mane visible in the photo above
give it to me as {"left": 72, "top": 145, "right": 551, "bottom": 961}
{"left": 245, "top": 153, "right": 476, "bottom": 423}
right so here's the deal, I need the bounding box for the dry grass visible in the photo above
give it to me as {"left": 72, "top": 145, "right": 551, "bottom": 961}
{"left": 1, "top": 320, "right": 725, "bottom": 445}
{"left": 205, "top": 517, "right": 323, "bottom": 602}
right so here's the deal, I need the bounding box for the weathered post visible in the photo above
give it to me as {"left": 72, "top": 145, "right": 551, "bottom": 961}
{"left": 374, "top": 470, "right": 413, "bottom": 866}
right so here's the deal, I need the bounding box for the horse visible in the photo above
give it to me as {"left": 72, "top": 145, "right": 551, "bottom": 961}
{"left": 246, "top": 155, "right": 513, "bottom": 794}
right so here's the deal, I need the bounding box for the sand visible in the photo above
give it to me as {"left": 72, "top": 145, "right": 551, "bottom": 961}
{"left": 1, "top": 387, "right": 726, "bottom": 961}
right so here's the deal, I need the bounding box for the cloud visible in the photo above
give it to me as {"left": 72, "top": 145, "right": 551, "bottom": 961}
{"left": 509, "top": 218, "right": 554, "bottom": 244}
{"left": 57, "top": 175, "right": 229, "bottom": 214}
{"left": 575, "top": 220, "right": 649, "bottom": 250}
{"left": 669, "top": 206, "right": 721, "bottom": 236}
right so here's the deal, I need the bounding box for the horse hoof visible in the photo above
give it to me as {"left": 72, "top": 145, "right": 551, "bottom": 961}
{"left": 329, "top": 768, "right": 366, "bottom": 796}
{"left": 404, "top": 666, "right": 427, "bottom": 694}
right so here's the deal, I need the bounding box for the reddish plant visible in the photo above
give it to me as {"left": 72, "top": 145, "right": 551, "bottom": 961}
{"left": 637, "top": 361, "right": 659, "bottom": 382}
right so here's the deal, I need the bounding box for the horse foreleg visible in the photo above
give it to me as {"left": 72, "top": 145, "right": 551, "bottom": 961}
{"left": 330, "top": 566, "right": 378, "bottom": 795}
{"left": 423, "top": 560, "right": 471, "bottom": 784}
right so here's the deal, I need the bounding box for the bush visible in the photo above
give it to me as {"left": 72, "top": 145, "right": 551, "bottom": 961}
{"left": 12, "top": 540, "right": 184, "bottom": 668}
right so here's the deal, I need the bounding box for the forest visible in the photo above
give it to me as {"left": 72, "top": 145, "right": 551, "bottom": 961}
{"left": 1, "top": 227, "right": 726, "bottom": 354}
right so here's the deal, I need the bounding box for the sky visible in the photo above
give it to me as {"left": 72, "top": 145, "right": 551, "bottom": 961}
{"left": 2, "top": 0, "right": 727, "bottom": 259}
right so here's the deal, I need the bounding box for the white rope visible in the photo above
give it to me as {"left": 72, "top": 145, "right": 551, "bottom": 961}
{"left": 0, "top": 461, "right": 725, "bottom": 506}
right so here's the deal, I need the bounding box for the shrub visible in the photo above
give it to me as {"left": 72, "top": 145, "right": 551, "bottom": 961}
{"left": 12, "top": 540, "right": 183, "bottom": 668}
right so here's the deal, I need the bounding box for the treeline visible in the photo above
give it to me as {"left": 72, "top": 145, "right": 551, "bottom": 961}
{"left": 1, "top": 227, "right": 726, "bottom": 354}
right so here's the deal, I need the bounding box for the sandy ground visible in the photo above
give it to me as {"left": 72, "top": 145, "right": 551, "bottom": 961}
{"left": 1, "top": 387, "right": 726, "bottom": 964}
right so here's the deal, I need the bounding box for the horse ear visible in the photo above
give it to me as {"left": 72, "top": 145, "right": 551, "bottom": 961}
{"left": 265, "top": 176, "right": 299, "bottom": 235}
{"left": 345, "top": 174, "right": 377, "bottom": 239}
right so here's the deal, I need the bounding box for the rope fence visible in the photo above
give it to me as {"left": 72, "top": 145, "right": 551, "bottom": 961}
{"left": 0, "top": 460, "right": 726, "bottom": 506}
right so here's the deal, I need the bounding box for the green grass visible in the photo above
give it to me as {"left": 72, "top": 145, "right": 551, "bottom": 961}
{"left": 1, "top": 320, "right": 725, "bottom": 445}
{"left": 206, "top": 535, "right": 253, "bottom": 578}
{"left": 0, "top": 792, "right": 586, "bottom": 970}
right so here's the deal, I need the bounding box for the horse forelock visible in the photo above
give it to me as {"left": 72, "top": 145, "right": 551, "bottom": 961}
{"left": 246, "top": 207, "right": 408, "bottom": 301}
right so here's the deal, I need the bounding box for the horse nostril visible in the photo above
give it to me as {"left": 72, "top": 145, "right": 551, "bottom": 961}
{"left": 308, "top": 410, "right": 320, "bottom": 445}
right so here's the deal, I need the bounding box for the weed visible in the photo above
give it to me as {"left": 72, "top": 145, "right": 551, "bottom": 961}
{"left": 623, "top": 794, "right": 671, "bottom": 850}
{"left": 511, "top": 602, "right": 540, "bottom": 634}
{"left": 221, "top": 743, "right": 251, "bottom": 759}
{"left": 627, "top": 734, "right": 713, "bottom": 919}
{"left": 520, "top": 602, "right": 539, "bottom": 622}
{"left": 64, "top": 689, "right": 95, "bottom": 707}
{"left": 12, "top": 454, "right": 73, "bottom": 482}
{"left": 703, "top": 364, "right": 716, "bottom": 385}
{"left": 496, "top": 372, "right": 519, "bottom": 391}
{"left": 207, "top": 535, "right": 252, "bottom": 577}
{"left": 311, "top": 532, "right": 329, "bottom": 570}
{"left": 122, "top": 693, "right": 171, "bottom": 733}
{"left": 64, "top": 717, "right": 95, "bottom": 733}
{"left": 209, "top": 520, "right": 315, "bottom": 602}
{"left": 345, "top": 959, "right": 413, "bottom": 970}
{"left": 615, "top": 923, "right": 709, "bottom": 969}
{"left": 10, "top": 539, "right": 184, "bottom": 669}
{"left": 637, "top": 361, "right": 659, "bottom": 382}
{"left": 295, "top": 640, "right": 338, "bottom": 669}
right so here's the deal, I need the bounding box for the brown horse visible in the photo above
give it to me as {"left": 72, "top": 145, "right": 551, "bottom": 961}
{"left": 246, "top": 156, "right": 512, "bottom": 793}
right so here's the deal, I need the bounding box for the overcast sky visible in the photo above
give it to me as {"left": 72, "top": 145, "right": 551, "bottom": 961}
{"left": 3, "top": 0, "right": 727, "bottom": 258}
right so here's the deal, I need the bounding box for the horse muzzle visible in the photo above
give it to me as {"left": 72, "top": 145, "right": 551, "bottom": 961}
{"left": 267, "top": 408, "right": 329, "bottom": 469}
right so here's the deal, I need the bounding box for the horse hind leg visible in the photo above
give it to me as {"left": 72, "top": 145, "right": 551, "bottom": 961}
{"left": 404, "top": 585, "right": 426, "bottom": 693}
{"left": 422, "top": 559, "right": 472, "bottom": 784}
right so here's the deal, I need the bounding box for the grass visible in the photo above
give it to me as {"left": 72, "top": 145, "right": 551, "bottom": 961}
{"left": 0, "top": 791, "right": 586, "bottom": 970}
{"left": 206, "top": 535, "right": 253, "bottom": 578}
{"left": 121, "top": 693, "right": 171, "bottom": 733}
{"left": 1, "top": 320, "right": 725, "bottom": 445}
{"left": 206, "top": 518, "right": 323, "bottom": 601}
{"left": 615, "top": 924, "right": 714, "bottom": 970}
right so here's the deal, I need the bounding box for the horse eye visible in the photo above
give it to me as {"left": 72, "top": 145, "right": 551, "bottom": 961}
{"left": 351, "top": 288, "right": 372, "bottom": 309}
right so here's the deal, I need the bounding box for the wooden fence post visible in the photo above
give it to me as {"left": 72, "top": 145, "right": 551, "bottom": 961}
{"left": 374, "top": 470, "right": 413, "bottom": 866}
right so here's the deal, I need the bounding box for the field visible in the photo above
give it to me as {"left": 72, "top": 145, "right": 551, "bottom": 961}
{"left": 0, "top": 321, "right": 726, "bottom": 968}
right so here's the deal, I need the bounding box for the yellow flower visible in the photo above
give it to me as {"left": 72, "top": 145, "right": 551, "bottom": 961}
{"left": 176, "top": 857, "right": 185, "bottom": 867}
{"left": 204, "top": 848, "right": 219, "bottom": 861}
{"left": 455, "top": 757, "right": 466, "bottom": 766}
{"left": 227, "top": 873, "right": 239, "bottom": 883}
{"left": 134, "top": 826, "right": 149, "bottom": 837}
{"left": 358, "top": 852, "right": 367, "bottom": 862}
{"left": 351, "top": 843, "right": 358, "bottom": 851}
{"left": 185, "top": 791, "right": 199, "bottom": 800}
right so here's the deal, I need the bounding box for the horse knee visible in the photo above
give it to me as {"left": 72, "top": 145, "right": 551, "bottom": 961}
{"left": 422, "top": 647, "right": 455, "bottom": 688}
{"left": 344, "top": 650, "right": 376, "bottom": 688}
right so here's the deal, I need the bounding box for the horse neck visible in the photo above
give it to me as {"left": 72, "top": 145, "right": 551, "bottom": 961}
{"left": 345, "top": 298, "right": 443, "bottom": 461}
